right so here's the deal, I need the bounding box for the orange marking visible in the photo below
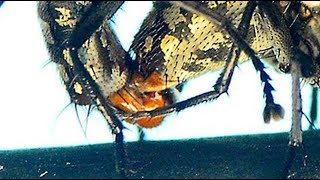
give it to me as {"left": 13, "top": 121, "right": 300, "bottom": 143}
{"left": 108, "top": 72, "right": 170, "bottom": 128}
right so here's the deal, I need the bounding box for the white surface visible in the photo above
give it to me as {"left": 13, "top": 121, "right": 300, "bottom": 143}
{"left": 0, "top": 1, "right": 316, "bottom": 150}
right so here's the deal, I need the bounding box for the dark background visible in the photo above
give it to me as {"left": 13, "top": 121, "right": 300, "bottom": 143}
{"left": 1, "top": 130, "right": 320, "bottom": 179}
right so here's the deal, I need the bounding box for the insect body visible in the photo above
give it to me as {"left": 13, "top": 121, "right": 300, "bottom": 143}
{"left": 37, "top": 1, "right": 320, "bottom": 178}
{"left": 125, "top": 1, "right": 288, "bottom": 125}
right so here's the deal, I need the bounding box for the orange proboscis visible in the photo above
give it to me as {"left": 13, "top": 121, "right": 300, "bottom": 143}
{"left": 108, "top": 72, "right": 169, "bottom": 128}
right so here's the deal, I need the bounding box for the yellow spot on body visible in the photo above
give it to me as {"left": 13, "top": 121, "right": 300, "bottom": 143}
{"left": 144, "top": 36, "right": 153, "bottom": 53}
{"left": 160, "top": 35, "right": 180, "bottom": 60}
{"left": 63, "top": 49, "right": 73, "bottom": 66}
{"left": 188, "top": 15, "right": 211, "bottom": 34}
{"left": 54, "top": 7, "right": 76, "bottom": 28}
{"left": 74, "top": 82, "right": 83, "bottom": 94}
{"left": 207, "top": 1, "right": 225, "bottom": 8}
{"left": 188, "top": 14, "right": 229, "bottom": 50}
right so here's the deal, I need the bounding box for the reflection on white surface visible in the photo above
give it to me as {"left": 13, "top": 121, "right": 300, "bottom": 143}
{"left": 0, "top": 1, "right": 317, "bottom": 150}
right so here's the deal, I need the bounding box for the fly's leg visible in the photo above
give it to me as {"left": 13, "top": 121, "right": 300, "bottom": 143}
{"left": 308, "top": 87, "right": 318, "bottom": 130}
{"left": 68, "top": 49, "right": 128, "bottom": 178}
{"left": 56, "top": 2, "right": 127, "bottom": 177}
{"left": 290, "top": 58, "right": 303, "bottom": 148}
{"left": 257, "top": 2, "right": 308, "bottom": 177}
{"left": 115, "top": 128, "right": 126, "bottom": 178}
{"left": 213, "top": 2, "right": 257, "bottom": 100}
{"left": 138, "top": 127, "right": 146, "bottom": 141}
